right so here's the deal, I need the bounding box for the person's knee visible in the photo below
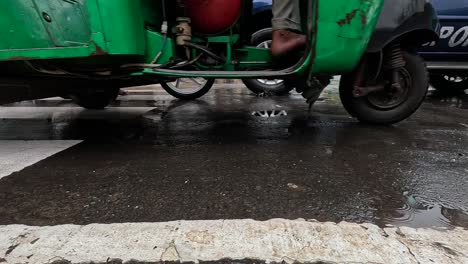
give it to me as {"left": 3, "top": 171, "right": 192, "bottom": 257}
{"left": 271, "top": 0, "right": 302, "bottom": 32}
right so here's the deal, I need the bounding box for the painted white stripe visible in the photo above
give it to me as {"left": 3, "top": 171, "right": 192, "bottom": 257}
{"left": 0, "top": 220, "right": 466, "bottom": 264}
{"left": 122, "top": 90, "right": 165, "bottom": 93}
{"left": 0, "top": 107, "right": 156, "bottom": 120}
{"left": 117, "top": 95, "right": 176, "bottom": 101}
{"left": 0, "top": 140, "right": 81, "bottom": 179}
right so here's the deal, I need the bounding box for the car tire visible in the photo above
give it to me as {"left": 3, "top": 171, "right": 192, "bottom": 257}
{"left": 340, "top": 52, "right": 429, "bottom": 125}
{"left": 430, "top": 74, "right": 468, "bottom": 92}
{"left": 242, "top": 28, "right": 294, "bottom": 96}
{"left": 70, "top": 88, "right": 119, "bottom": 110}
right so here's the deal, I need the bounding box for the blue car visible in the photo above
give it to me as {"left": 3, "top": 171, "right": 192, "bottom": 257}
{"left": 251, "top": 0, "right": 468, "bottom": 93}
{"left": 419, "top": 0, "right": 468, "bottom": 92}
{"left": 252, "top": 0, "right": 273, "bottom": 32}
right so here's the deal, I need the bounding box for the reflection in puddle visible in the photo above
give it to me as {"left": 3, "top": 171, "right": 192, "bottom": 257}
{"left": 251, "top": 110, "right": 288, "bottom": 118}
{"left": 386, "top": 193, "right": 468, "bottom": 229}
{"left": 426, "top": 89, "right": 468, "bottom": 109}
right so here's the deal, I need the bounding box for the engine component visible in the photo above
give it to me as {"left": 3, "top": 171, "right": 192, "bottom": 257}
{"left": 176, "top": 17, "right": 192, "bottom": 46}
{"left": 184, "top": 0, "right": 242, "bottom": 34}
{"left": 184, "top": 42, "right": 225, "bottom": 63}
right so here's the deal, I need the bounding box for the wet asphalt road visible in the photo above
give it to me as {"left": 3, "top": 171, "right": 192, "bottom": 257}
{"left": 0, "top": 80, "right": 467, "bottom": 229}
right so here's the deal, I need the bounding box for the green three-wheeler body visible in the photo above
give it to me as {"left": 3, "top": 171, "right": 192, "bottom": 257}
{"left": 0, "top": 0, "right": 382, "bottom": 74}
{"left": 0, "top": 0, "right": 439, "bottom": 124}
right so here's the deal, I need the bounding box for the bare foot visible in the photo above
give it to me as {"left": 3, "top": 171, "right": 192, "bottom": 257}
{"left": 271, "top": 29, "right": 306, "bottom": 58}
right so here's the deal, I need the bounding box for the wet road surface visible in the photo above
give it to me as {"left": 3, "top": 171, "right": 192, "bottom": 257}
{"left": 0, "top": 81, "right": 467, "bottom": 229}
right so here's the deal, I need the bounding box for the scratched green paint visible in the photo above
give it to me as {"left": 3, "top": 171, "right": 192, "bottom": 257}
{"left": 0, "top": 0, "right": 146, "bottom": 60}
{"left": 311, "top": 0, "right": 383, "bottom": 73}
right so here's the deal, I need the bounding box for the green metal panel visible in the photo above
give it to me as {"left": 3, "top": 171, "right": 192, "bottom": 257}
{"left": 145, "top": 31, "right": 174, "bottom": 64}
{"left": 94, "top": 0, "right": 146, "bottom": 55}
{"left": 0, "top": 0, "right": 147, "bottom": 61}
{"left": 0, "top": 0, "right": 384, "bottom": 79}
{"left": 235, "top": 47, "right": 273, "bottom": 68}
{"left": 0, "top": 1, "right": 54, "bottom": 50}
{"left": 34, "top": 0, "right": 91, "bottom": 47}
{"left": 311, "top": 0, "right": 383, "bottom": 73}
{"left": 0, "top": 0, "right": 91, "bottom": 49}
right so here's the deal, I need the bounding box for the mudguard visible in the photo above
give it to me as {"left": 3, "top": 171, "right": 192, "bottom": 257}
{"left": 367, "top": 0, "right": 439, "bottom": 52}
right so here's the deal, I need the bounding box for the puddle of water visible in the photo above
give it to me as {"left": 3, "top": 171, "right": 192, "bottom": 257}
{"left": 426, "top": 90, "right": 468, "bottom": 109}
{"left": 384, "top": 194, "right": 468, "bottom": 229}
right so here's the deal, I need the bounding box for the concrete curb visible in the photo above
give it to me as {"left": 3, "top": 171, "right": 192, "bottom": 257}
{"left": 0, "top": 219, "right": 466, "bottom": 264}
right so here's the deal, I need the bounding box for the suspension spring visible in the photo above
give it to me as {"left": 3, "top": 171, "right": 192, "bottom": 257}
{"left": 384, "top": 43, "right": 407, "bottom": 92}
{"left": 384, "top": 43, "right": 406, "bottom": 70}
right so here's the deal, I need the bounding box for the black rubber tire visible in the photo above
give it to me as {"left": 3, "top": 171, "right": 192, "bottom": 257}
{"left": 340, "top": 52, "right": 429, "bottom": 125}
{"left": 242, "top": 28, "right": 294, "bottom": 96}
{"left": 70, "top": 88, "right": 119, "bottom": 110}
{"left": 430, "top": 74, "right": 468, "bottom": 92}
{"left": 243, "top": 78, "right": 292, "bottom": 96}
{"left": 160, "top": 78, "right": 215, "bottom": 100}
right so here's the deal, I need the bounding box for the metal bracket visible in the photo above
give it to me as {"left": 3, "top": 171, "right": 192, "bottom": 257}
{"left": 353, "top": 84, "right": 385, "bottom": 97}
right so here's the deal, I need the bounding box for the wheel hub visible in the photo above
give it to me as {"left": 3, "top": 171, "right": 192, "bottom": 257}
{"left": 367, "top": 68, "right": 412, "bottom": 110}
{"left": 166, "top": 78, "right": 208, "bottom": 95}
{"left": 256, "top": 40, "right": 283, "bottom": 86}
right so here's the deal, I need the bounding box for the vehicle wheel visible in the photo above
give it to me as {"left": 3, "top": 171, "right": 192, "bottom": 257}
{"left": 430, "top": 74, "right": 468, "bottom": 92}
{"left": 160, "top": 78, "right": 214, "bottom": 100}
{"left": 70, "top": 88, "right": 119, "bottom": 110}
{"left": 340, "top": 52, "right": 429, "bottom": 125}
{"left": 242, "top": 28, "right": 294, "bottom": 96}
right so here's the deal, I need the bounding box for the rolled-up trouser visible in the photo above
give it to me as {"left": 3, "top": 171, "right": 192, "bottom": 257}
{"left": 272, "top": 0, "right": 302, "bottom": 32}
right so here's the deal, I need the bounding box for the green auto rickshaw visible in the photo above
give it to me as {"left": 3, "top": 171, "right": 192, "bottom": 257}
{"left": 0, "top": 0, "right": 438, "bottom": 124}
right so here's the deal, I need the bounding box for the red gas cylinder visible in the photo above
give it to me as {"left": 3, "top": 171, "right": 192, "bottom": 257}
{"left": 184, "top": 0, "right": 242, "bottom": 34}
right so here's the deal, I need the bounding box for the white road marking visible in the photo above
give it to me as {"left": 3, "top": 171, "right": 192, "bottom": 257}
{"left": 0, "top": 107, "right": 156, "bottom": 120}
{"left": 0, "top": 219, "right": 466, "bottom": 264}
{"left": 0, "top": 140, "right": 81, "bottom": 180}
{"left": 0, "top": 104, "right": 161, "bottom": 179}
